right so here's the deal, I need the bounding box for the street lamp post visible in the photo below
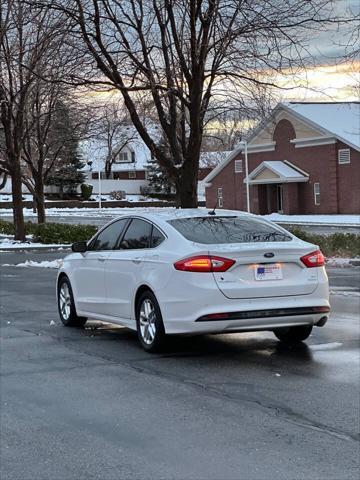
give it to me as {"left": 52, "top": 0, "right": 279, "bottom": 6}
{"left": 98, "top": 170, "right": 102, "bottom": 210}
{"left": 86, "top": 160, "right": 101, "bottom": 209}
{"left": 239, "top": 140, "right": 250, "bottom": 213}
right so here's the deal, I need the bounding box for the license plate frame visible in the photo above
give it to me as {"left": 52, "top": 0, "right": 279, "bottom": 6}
{"left": 255, "top": 263, "right": 283, "bottom": 281}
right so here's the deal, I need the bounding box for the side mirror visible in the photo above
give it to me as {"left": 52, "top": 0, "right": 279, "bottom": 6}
{"left": 71, "top": 241, "right": 87, "bottom": 253}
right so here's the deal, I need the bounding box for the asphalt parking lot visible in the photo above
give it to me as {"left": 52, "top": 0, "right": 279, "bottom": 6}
{"left": 0, "top": 253, "right": 359, "bottom": 480}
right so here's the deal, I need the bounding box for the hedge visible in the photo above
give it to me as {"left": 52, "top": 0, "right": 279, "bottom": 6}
{"left": 0, "top": 219, "right": 97, "bottom": 245}
{"left": 289, "top": 228, "right": 360, "bottom": 258}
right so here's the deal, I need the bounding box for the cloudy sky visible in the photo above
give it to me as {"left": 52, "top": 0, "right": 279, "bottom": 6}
{"left": 280, "top": 0, "right": 359, "bottom": 101}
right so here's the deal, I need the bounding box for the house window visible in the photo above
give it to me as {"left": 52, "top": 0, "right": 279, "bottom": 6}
{"left": 235, "top": 160, "right": 243, "bottom": 173}
{"left": 131, "top": 151, "right": 136, "bottom": 162}
{"left": 128, "top": 171, "right": 136, "bottom": 179}
{"left": 217, "top": 187, "right": 223, "bottom": 208}
{"left": 314, "top": 182, "right": 320, "bottom": 205}
{"left": 92, "top": 172, "right": 110, "bottom": 179}
{"left": 338, "top": 149, "right": 350, "bottom": 164}
{"left": 117, "top": 151, "right": 129, "bottom": 162}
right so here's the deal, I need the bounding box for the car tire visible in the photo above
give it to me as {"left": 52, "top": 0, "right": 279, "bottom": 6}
{"left": 57, "top": 276, "right": 87, "bottom": 328}
{"left": 273, "top": 325, "right": 313, "bottom": 344}
{"left": 136, "top": 291, "right": 166, "bottom": 352}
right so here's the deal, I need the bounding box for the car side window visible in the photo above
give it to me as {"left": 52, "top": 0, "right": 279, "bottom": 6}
{"left": 120, "top": 219, "right": 152, "bottom": 250}
{"left": 89, "top": 219, "right": 128, "bottom": 251}
{"left": 151, "top": 226, "right": 165, "bottom": 248}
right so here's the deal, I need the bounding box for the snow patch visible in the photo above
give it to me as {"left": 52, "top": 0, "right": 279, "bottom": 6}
{"left": 309, "top": 342, "right": 343, "bottom": 351}
{"left": 264, "top": 213, "right": 360, "bottom": 226}
{"left": 2, "top": 259, "right": 63, "bottom": 269}
{"left": 326, "top": 257, "right": 359, "bottom": 268}
{"left": 0, "top": 238, "right": 69, "bottom": 250}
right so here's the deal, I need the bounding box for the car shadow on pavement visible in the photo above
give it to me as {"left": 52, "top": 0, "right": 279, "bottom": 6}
{"left": 79, "top": 319, "right": 314, "bottom": 364}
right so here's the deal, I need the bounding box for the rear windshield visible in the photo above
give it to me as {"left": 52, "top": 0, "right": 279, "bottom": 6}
{"left": 168, "top": 216, "right": 292, "bottom": 244}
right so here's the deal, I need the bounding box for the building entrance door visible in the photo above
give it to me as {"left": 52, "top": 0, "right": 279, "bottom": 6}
{"left": 276, "top": 184, "right": 283, "bottom": 213}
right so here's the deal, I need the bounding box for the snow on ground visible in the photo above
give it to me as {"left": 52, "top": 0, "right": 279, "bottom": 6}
{"left": 90, "top": 194, "right": 167, "bottom": 202}
{"left": 1, "top": 207, "right": 359, "bottom": 226}
{"left": 2, "top": 259, "right": 63, "bottom": 268}
{"left": 0, "top": 238, "right": 69, "bottom": 250}
{"left": 0, "top": 194, "right": 62, "bottom": 203}
{"left": 0, "top": 206, "right": 183, "bottom": 218}
{"left": 0, "top": 193, "right": 169, "bottom": 203}
{"left": 325, "top": 257, "right": 359, "bottom": 267}
{"left": 264, "top": 213, "right": 360, "bottom": 226}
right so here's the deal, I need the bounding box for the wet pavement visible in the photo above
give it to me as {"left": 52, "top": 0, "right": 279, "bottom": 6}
{"left": 0, "top": 253, "right": 359, "bottom": 480}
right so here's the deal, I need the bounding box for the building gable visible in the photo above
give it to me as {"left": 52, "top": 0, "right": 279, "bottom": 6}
{"left": 251, "top": 108, "right": 324, "bottom": 146}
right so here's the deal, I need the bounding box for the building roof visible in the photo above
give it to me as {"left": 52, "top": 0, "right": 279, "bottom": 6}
{"left": 204, "top": 101, "right": 360, "bottom": 184}
{"left": 244, "top": 161, "right": 309, "bottom": 184}
{"left": 199, "top": 151, "right": 232, "bottom": 169}
{"left": 80, "top": 123, "right": 162, "bottom": 172}
{"left": 81, "top": 130, "right": 228, "bottom": 173}
{"left": 284, "top": 102, "right": 360, "bottom": 151}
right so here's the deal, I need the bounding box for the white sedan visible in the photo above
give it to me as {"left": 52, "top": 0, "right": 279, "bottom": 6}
{"left": 57, "top": 210, "right": 330, "bottom": 352}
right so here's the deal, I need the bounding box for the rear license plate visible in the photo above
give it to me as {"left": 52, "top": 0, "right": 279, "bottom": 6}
{"left": 255, "top": 264, "right": 283, "bottom": 281}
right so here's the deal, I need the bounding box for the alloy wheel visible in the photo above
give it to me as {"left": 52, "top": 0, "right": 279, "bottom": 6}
{"left": 59, "top": 283, "right": 71, "bottom": 321}
{"left": 139, "top": 299, "right": 157, "bottom": 345}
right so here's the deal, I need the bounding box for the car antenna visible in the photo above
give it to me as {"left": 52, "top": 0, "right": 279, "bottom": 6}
{"left": 208, "top": 197, "right": 218, "bottom": 215}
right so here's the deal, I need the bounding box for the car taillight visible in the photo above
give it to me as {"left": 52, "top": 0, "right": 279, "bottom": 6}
{"left": 174, "top": 255, "right": 235, "bottom": 272}
{"left": 300, "top": 250, "right": 325, "bottom": 268}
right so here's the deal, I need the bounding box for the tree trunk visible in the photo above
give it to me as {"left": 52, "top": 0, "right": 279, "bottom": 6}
{"left": 11, "top": 170, "right": 26, "bottom": 241}
{"left": 105, "top": 160, "right": 111, "bottom": 179}
{"left": 34, "top": 176, "right": 46, "bottom": 224}
{"left": 177, "top": 167, "right": 198, "bottom": 208}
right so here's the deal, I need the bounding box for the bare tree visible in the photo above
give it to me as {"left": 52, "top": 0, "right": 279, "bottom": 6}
{"left": 0, "top": 1, "right": 87, "bottom": 229}
{"left": 203, "top": 82, "right": 277, "bottom": 151}
{"left": 92, "top": 101, "right": 137, "bottom": 179}
{"left": 47, "top": 0, "right": 340, "bottom": 208}
{"left": 0, "top": 1, "right": 32, "bottom": 239}
{"left": 21, "top": 91, "right": 89, "bottom": 222}
{"left": 0, "top": 1, "right": 67, "bottom": 236}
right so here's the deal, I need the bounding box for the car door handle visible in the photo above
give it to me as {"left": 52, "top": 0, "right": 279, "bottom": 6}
{"left": 98, "top": 257, "right": 106, "bottom": 262}
{"left": 132, "top": 257, "right": 142, "bottom": 264}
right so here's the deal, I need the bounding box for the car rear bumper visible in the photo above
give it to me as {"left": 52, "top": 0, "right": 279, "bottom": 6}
{"left": 165, "top": 311, "right": 330, "bottom": 335}
{"left": 196, "top": 306, "right": 330, "bottom": 322}
{"left": 157, "top": 272, "right": 330, "bottom": 335}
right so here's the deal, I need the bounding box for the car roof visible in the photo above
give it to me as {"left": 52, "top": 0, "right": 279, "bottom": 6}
{"left": 113, "top": 208, "right": 255, "bottom": 228}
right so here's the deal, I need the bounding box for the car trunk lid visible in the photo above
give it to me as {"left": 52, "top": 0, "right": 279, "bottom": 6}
{"left": 208, "top": 242, "right": 319, "bottom": 299}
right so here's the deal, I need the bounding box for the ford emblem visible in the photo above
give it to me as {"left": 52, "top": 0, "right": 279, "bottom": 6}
{"left": 264, "top": 252, "right": 275, "bottom": 258}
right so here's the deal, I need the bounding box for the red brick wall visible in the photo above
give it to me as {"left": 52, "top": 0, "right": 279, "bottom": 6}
{"left": 336, "top": 141, "right": 360, "bottom": 214}
{"left": 198, "top": 167, "right": 213, "bottom": 180}
{"left": 205, "top": 156, "right": 246, "bottom": 210}
{"left": 206, "top": 118, "right": 360, "bottom": 214}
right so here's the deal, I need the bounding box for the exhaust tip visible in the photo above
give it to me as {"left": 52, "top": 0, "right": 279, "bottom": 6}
{"left": 316, "top": 316, "right": 328, "bottom": 327}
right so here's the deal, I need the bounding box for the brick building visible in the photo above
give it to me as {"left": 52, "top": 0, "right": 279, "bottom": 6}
{"left": 204, "top": 102, "right": 360, "bottom": 214}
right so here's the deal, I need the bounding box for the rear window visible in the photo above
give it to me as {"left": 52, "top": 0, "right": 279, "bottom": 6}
{"left": 168, "top": 217, "right": 292, "bottom": 244}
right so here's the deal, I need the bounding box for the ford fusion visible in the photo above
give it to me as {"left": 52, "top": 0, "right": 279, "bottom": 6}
{"left": 57, "top": 210, "right": 330, "bottom": 352}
